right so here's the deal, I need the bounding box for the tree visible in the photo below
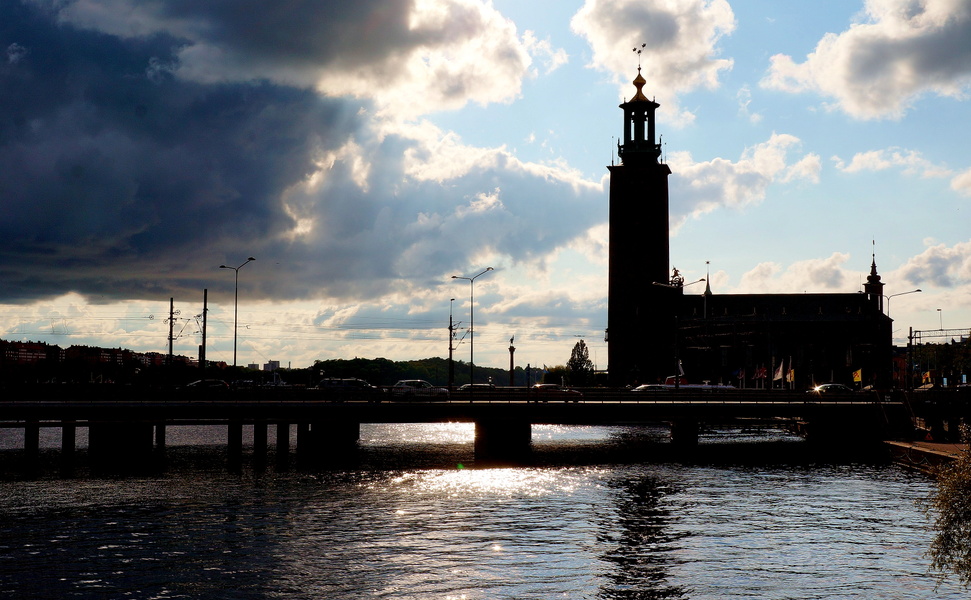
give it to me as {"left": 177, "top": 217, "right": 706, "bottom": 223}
{"left": 924, "top": 425, "right": 971, "bottom": 587}
{"left": 567, "top": 340, "right": 594, "bottom": 386}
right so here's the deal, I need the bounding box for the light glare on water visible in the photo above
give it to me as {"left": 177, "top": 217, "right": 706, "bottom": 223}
{"left": 0, "top": 423, "right": 967, "bottom": 599}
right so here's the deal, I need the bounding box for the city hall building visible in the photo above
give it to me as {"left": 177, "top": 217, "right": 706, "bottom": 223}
{"left": 606, "top": 69, "right": 892, "bottom": 388}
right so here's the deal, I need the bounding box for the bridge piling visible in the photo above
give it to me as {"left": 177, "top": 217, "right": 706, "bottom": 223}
{"left": 276, "top": 422, "right": 290, "bottom": 470}
{"left": 670, "top": 420, "right": 700, "bottom": 448}
{"left": 253, "top": 421, "right": 268, "bottom": 472}
{"left": 60, "top": 420, "right": 76, "bottom": 476}
{"left": 228, "top": 421, "right": 243, "bottom": 473}
{"left": 89, "top": 423, "right": 154, "bottom": 474}
{"left": 474, "top": 419, "right": 531, "bottom": 465}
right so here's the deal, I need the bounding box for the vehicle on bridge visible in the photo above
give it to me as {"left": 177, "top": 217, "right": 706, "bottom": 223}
{"left": 390, "top": 379, "right": 449, "bottom": 401}
{"left": 316, "top": 378, "right": 380, "bottom": 402}
{"left": 530, "top": 383, "right": 582, "bottom": 402}
{"left": 807, "top": 383, "right": 854, "bottom": 396}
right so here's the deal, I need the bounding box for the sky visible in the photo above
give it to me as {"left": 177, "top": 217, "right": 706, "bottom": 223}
{"left": 2, "top": 0, "right": 971, "bottom": 374}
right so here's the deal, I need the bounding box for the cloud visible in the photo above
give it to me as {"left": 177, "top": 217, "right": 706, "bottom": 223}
{"left": 761, "top": 0, "right": 971, "bottom": 119}
{"left": 0, "top": 1, "right": 602, "bottom": 309}
{"left": 896, "top": 239, "right": 971, "bottom": 287}
{"left": 832, "top": 147, "right": 953, "bottom": 177}
{"left": 667, "top": 133, "right": 820, "bottom": 225}
{"left": 570, "top": 0, "right": 735, "bottom": 123}
{"left": 53, "top": 0, "right": 534, "bottom": 120}
{"left": 734, "top": 253, "right": 853, "bottom": 293}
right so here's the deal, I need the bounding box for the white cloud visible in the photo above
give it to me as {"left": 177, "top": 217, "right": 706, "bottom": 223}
{"left": 895, "top": 239, "right": 971, "bottom": 287}
{"left": 735, "top": 253, "right": 853, "bottom": 293}
{"left": 951, "top": 167, "right": 971, "bottom": 196}
{"left": 832, "top": 147, "right": 953, "bottom": 178}
{"left": 667, "top": 133, "right": 819, "bottom": 223}
{"left": 761, "top": 0, "right": 971, "bottom": 119}
{"left": 570, "top": 0, "right": 735, "bottom": 123}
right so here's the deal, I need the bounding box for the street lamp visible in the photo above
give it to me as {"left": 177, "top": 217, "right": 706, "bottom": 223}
{"left": 219, "top": 257, "right": 255, "bottom": 367}
{"left": 884, "top": 288, "right": 921, "bottom": 319}
{"left": 452, "top": 267, "right": 493, "bottom": 388}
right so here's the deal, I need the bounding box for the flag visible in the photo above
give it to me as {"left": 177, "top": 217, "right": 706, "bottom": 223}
{"left": 787, "top": 368, "right": 795, "bottom": 383}
{"left": 754, "top": 366, "right": 767, "bottom": 379}
{"left": 773, "top": 361, "right": 784, "bottom": 381}
{"left": 853, "top": 369, "right": 862, "bottom": 383}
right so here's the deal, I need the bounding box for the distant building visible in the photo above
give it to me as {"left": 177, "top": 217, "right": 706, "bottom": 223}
{"left": 606, "top": 69, "right": 891, "bottom": 388}
{"left": 263, "top": 361, "right": 280, "bottom": 372}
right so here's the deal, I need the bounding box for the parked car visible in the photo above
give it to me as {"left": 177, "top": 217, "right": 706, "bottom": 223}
{"left": 391, "top": 379, "right": 449, "bottom": 400}
{"left": 185, "top": 379, "right": 230, "bottom": 390}
{"left": 316, "top": 378, "right": 379, "bottom": 402}
{"left": 807, "top": 383, "right": 854, "bottom": 395}
{"left": 530, "top": 383, "right": 582, "bottom": 402}
{"left": 458, "top": 383, "right": 496, "bottom": 391}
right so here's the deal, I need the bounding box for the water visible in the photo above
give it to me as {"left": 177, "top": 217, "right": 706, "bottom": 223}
{"left": 0, "top": 424, "right": 965, "bottom": 598}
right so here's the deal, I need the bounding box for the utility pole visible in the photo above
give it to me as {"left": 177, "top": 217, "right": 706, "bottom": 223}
{"left": 199, "top": 289, "right": 208, "bottom": 377}
{"left": 448, "top": 298, "right": 455, "bottom": 390}
{"left": 168, "top": 297, "right": 175, "bottom": 368}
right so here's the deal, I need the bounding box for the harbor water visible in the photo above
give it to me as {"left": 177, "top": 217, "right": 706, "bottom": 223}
{"left": 0, "top": 423, "right": 966, "bottom": 599}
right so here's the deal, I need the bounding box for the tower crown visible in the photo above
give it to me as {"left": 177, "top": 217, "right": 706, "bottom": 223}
{"left": 618, "top": 68, "right": 661, "bottom": 164}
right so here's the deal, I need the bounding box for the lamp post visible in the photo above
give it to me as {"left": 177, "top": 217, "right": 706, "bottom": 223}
{"left": 452, "top": 267, "right": 493, "bottom": 387}
{"left": 884, "top": 288, "right": 921, "bottom": 319}
{"left": 219, "top": 257, "right": 255, "bottom": 367}
{"left": 448, "top": 298, "right": 456, "bottom": 391}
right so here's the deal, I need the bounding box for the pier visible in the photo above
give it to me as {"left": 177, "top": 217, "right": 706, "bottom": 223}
{"left": 0, "top": 385, "right": 917, "bottom": 475}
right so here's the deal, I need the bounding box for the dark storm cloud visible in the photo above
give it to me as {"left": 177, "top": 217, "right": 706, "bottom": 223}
{"left": 0, "top": 1, "right": 359, "bottom": 302}
{"left": 0, "top": 1, "right": 601, "bottom": 307}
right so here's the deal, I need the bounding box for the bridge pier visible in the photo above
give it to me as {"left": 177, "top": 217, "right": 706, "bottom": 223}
{"left": 253, "top": 421, "right": 268, "bottom": 472}
{"left": 474, "top": 419, "right": 532, "bottom": 465}
{"left": 23, "top": 419, "right": 40, "bottom": 476}
{"left": 89, "top": 423, "right": 154, "bottom": 473}
{"left": 297, "top": 420, "right": 360, "bottom": 469}
{"left": 276, "top": 422, "right": 290, "bottom": 470}
{"left": 670, "top": 419, "right": 699, "bottom": 448}
{"left": 228, "top": 421, "right": 243, "bottom": 473}
{"left": 61, "top": 420, "right": 76, "bottom": 476}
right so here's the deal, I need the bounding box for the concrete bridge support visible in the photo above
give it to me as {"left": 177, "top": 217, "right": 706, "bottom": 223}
{"left": 253, "top": 421, "right": 268, "bottom": 472}
{"left": 297, "top": 420, "right": 360, "bottom": 469}
{"left": 228, "top": 421, "right": 243, "bottom": 473}
{"left": 89, "top": 423, "right": 154, "bottom": 473}
{"left": 474, "top": 419, "right": 532, "bottom": 465}
{"left": 61, "top": 421, "right": 76, "bottom": 476}
{"left": 276, "top": 422, "right": 290, "bottom": 470}
{"left": 670, "top": 420, "right": 699, "bottom": 448}
{"left": 23, "top": 420, "right": 40, "bottom": 476}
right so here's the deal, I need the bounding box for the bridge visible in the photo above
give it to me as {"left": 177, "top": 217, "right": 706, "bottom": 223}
{"left": 0, "top": 385, "right": 912, "bottom": 475}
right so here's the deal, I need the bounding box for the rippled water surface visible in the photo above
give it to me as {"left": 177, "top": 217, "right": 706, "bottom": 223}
{"left": 0, "top": 424, "right": 965, "bottom": 599}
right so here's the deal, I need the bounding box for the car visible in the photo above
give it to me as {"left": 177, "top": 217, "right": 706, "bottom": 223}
{"left": 457, "top": 383, "right": 496, "bottom": 391}
{"left": 529, "top": 383, "right": 582, "bottom": 402}
{"left": 391, "top": 379, "right": 449, "bottom": 400}
{"left": 632, "top": 384, "right": 668, "bottom": 392}
{"left": 807, "top": 383, "right": 854, "bottom": 395}
{"left": 316, "top": 378, "right": 379, "bottom": 402}
{"left": 185, "top": 379, "right": 230, "bottom": 390}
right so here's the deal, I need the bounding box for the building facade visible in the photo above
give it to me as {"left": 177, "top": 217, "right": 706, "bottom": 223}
{"left": 606, "top": 70, "right": 892, "bottom": 388}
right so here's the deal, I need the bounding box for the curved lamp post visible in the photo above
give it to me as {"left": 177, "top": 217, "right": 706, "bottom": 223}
{"left": 885, "top": 288, "right": 921, "bottom": 319}
{"left": 219, "top": 257, "right": 255, "bottom": 367}
{"left": 452, "top": 267, "right": 493, "bottom": 387}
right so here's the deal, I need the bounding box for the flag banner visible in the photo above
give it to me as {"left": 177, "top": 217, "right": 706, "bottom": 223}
{"left": 853, "top": 369, "right": 862, "bottom": 382}
{"left": 773, "top": 362, "right": 783, "bottom": 381}
{"left": 754, "top": 367, "right": 767, "bottom": 379}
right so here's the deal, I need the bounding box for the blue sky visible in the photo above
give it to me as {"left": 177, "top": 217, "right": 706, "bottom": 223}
{"left": 2, "top": 0, "right": 970, "bottom": 375}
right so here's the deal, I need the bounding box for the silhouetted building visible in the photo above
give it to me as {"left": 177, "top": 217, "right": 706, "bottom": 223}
{"left": 606, "top": 70, "right": 892, "bottom": 388}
